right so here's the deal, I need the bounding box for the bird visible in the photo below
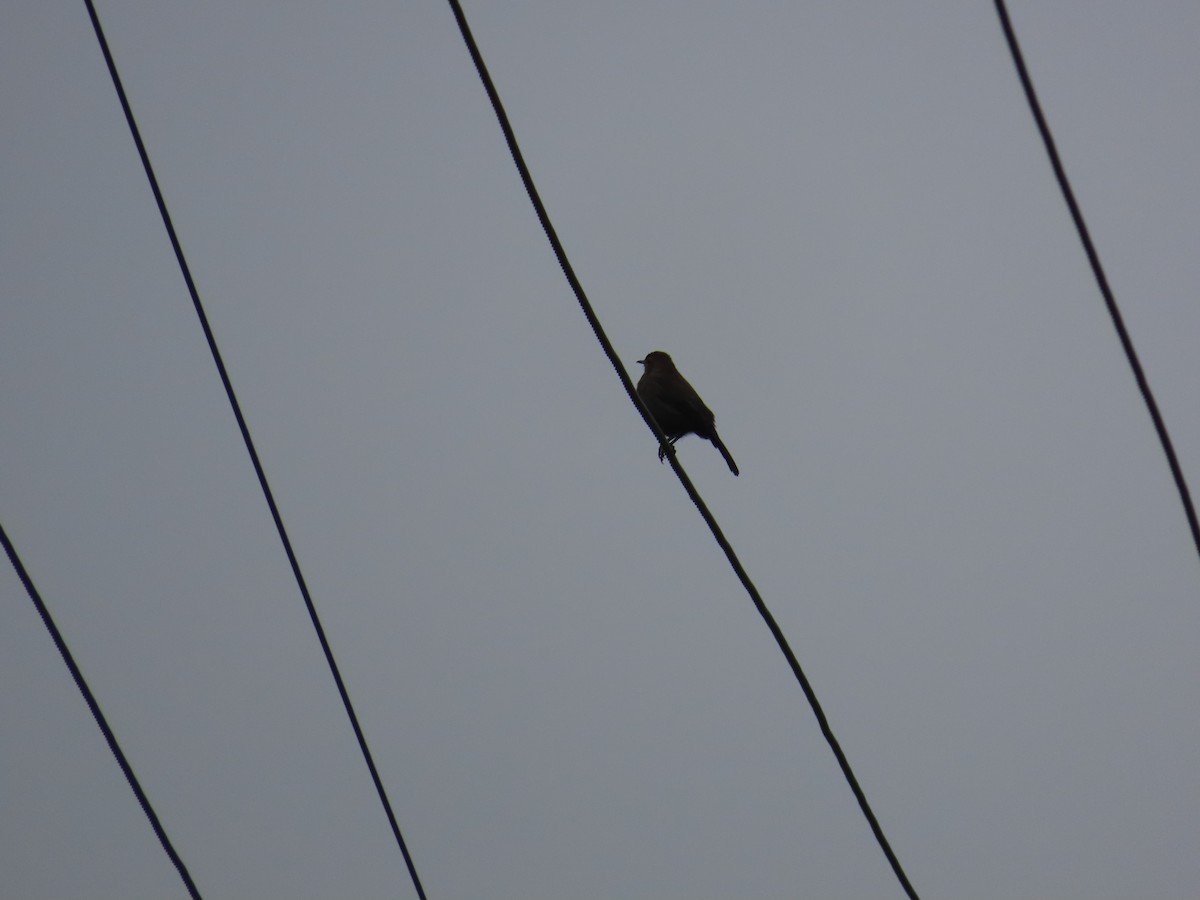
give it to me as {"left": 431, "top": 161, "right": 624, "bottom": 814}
{"left": 636, "top": 350, "right": 739, "bottom": 475}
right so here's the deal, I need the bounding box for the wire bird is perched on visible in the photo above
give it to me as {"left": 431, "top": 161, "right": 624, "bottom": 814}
{"left": 636, "top": 351, "right": 739, "bottom": 475}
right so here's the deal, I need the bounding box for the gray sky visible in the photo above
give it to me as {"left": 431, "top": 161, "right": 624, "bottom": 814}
{"left": 3, "top": 2, "right": 1198, "bottom": 898}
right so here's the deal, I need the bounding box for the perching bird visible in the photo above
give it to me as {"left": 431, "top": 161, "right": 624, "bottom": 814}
{"left": 636, "top": 350, "right": 739, "bottom": 475}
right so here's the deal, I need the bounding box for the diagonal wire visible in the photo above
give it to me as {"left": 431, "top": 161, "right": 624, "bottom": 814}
{"left": 994, "top": 0, "right": 1200, "bottom": 564}
{"left": 1, "top": 521, "right": 203, "bottom": 900}
{"left": 81, "top": 3, "right": 427, "bottom": 896}
{"left": 443, "top": 2, "right": 920, "bottom": 897}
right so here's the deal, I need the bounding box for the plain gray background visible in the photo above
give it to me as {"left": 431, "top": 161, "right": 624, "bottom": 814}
{"left": 2, "top": 1, "right": 1198, "bottom": 897}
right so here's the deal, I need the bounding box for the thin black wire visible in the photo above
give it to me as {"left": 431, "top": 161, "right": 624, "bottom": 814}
{"left": 443, "top": 3, "right": 920, "bottom": 897}
{"left": 1, "top": 522, "right": 203, "bottom": 900}
{"left": 81, "top": 3, "right": 427, "bottom": 897}
{"left": 994, "top": 0, "right": 1200, "bottom": 564}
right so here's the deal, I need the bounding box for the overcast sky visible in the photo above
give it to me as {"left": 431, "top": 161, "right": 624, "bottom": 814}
{"left": 3, "top": 2, "right": 1198, "bottom": 898}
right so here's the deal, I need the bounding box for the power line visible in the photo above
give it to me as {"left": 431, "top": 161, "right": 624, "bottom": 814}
{"left": 443, "top": 3, "right": 921, "bottom": 897}
{"left": 80, "top": 3, "right": 428, "bottom": 896}
{"left": 0, "top": 522, "right": 203, "bottom": 900}
{"left": 993, "top": 0, "right": 1200, "bottom": 564}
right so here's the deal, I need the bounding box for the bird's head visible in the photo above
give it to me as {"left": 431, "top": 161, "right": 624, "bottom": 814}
{"left": 637, "top": 350, "right": 674, "bottom": 371}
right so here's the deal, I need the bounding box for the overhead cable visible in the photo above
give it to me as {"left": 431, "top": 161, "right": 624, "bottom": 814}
{"left": 443, "top": 3, "right": 921, "bottom": 897}
{"left": 1, "top": 521, "right": 203, "bottom": 899}
{"left": 81, "top": 3, "right": 428, "bottom": 896}
{"left": 994, "top": 0, "right": 1200, "bottom": 564}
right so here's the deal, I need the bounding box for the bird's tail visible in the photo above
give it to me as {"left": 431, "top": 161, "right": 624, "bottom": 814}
{"left": 712, "top": 433, "right": 739, "bottom": 476}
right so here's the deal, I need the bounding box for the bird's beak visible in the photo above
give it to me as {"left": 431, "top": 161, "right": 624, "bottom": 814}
{"left": 636, "top": 358, "right": 645, "bottom": 365}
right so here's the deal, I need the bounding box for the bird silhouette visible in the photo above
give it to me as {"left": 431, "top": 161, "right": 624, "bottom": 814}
{"left": 636, "top": 351, "right": 739, "bottom": 475}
